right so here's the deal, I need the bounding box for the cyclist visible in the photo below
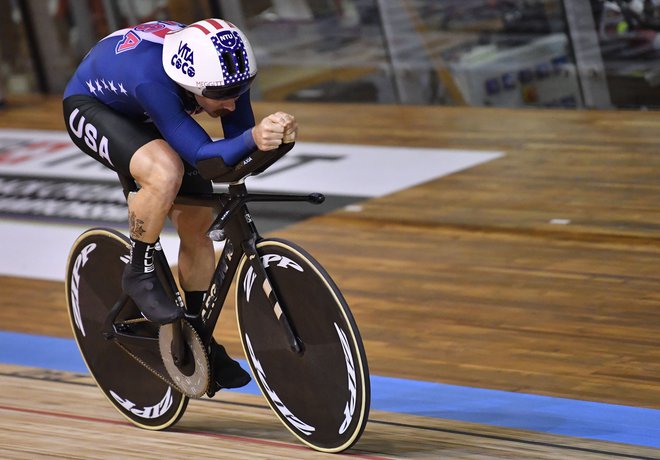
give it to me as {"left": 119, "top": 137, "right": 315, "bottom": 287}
{"left": 62, "top": 18, "right": 297, "bottom": 390}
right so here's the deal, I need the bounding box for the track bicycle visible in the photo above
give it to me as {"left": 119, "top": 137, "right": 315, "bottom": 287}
{"left": 64, "top": 143, "right": 370, "bottom": 453}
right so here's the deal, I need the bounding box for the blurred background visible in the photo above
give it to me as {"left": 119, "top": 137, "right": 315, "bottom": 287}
{"left": 2, "top": 0, "right": 660, "bottom": 109}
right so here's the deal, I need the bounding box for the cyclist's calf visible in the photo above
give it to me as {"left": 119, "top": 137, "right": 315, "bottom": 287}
{"left": 127, "top": 140, "right": 184, "bottom": 241}
{"left": 170, "top": 204, "right": 215, "bottom": 292}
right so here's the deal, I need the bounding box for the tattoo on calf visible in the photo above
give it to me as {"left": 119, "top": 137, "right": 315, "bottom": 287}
{"left": 129, "top": 211, "right": 147, "bottom": 239}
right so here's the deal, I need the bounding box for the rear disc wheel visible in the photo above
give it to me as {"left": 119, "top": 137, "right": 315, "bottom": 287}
{"left": 65, "top": 228, "right": 188, "bottom": 429}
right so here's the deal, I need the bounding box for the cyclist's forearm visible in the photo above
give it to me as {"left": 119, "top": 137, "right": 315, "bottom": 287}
{"left": 193, "top": 129, "right": 257, "bottom": 166}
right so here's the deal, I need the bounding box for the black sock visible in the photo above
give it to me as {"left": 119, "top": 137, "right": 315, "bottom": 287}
{"left": 129, "top": 237, "right": 158, "bottom": 273}
{"left": 185, "top": 290, "right": 206, "bottom": 316}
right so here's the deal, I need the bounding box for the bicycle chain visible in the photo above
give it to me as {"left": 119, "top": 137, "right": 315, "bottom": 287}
{"left": 112, "top": 318, "right": 211, "bottom": 398}
{"left": 113, "top": 340, "right": 178, "bottom": 389}
{"left": 109, "top": 316, "right": 179, "bottom": 388}
{"left": 120, "top": 317, "right": 150, "bottom": 325}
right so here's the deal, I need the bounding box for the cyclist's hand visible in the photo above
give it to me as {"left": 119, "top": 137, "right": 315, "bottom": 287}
{"left": 276, "top": 112, "right": 298, "bottom": 144}
{"left": 252, "top": 112, "right": 297, "bottom": 150}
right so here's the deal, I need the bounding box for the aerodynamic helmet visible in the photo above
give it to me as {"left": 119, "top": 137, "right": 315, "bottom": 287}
{"left": 162, "top": 18, "right": 257, "bottom": 99}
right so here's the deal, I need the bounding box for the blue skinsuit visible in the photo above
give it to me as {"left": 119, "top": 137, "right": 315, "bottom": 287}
{"left": 64, "top": 21, "right": 256, "bottom": 167}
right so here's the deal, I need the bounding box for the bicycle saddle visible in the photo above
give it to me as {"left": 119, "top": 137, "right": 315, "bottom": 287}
{"left": 196, "top": 142, "right": 295, "bottom": 183}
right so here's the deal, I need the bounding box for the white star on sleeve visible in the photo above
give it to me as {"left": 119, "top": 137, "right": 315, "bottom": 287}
{"left": 118, "top": 83, "right": 128, "bottom": 95}
{"left": 109, "top": 81, "right": 118, "bottom": 93}
{"left": 86, "top": 80, "right": 96, "bottom": 94}
{"left": 102, "top": 79, "right": 109, "bottom": 90}
{"left": 95, "top": 79, "right": 104, "bottom": 94}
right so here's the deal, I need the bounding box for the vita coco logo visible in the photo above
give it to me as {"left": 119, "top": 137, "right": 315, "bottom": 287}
{"left": 171, "top": 41, "right": 195, "bottom": 77}
{"left": 70, "top": 243, "right": 96, "bottom": 337}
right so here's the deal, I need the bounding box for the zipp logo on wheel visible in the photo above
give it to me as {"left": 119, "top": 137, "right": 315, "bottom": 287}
{"left": 243, "top": 253, "right": 303, "bottom": 302}
{"left": 110, "top": 387, "right": 173, "bottom": 419}
{"left": 245, "top": 333, "right": 316, "bottom": 435}
{"left": 70, "top": 243, "right": 96, "bottom": 336}
{"left": 335, "top": 323, "right": 357, "bottom": 434}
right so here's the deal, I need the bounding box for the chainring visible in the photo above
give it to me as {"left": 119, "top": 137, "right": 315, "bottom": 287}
{"left": 158, "top": 320, "right": 210, "bottom": 398}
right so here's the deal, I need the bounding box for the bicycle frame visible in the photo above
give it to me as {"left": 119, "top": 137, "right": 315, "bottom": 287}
{"left": 102, "top": 177, "right": 324, "bottom": 388}
{"left": 189, "top": 182, "right": 323, "bottom": 353}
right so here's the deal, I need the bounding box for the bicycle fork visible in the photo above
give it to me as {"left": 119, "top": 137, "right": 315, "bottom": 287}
{"left": 242, "top": 237, "right": 304, "bottom": 356}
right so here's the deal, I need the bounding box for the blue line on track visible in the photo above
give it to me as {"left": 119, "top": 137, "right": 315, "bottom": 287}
{"left": 1, "top": 330, "right": 658, "bottom": 448}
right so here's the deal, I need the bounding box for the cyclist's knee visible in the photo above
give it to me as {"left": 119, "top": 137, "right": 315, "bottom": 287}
{"left": 130, "top": 140, "right": 184, "bottom": 198}
{"left": 181, "top": 231, "right": 213, "bottom": 252}
{"left": 173, "top": 206, "right": 213, "bottom": 245}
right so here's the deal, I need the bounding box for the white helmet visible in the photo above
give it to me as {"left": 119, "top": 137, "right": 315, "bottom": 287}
{"left": 162, "top": 18, "right": 257, "bottom": 99}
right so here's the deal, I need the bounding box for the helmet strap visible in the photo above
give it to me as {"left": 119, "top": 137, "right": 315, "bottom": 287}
{"left": 181, "top": 89, "right": 201, "bottom": 112}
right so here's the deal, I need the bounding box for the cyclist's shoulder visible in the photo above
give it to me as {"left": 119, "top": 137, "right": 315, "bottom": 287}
{"left": 87, "top": 33, "right": 161, "bottom": 64}
{"left": 85, "top": 20, "right": 183, "bottom": 64}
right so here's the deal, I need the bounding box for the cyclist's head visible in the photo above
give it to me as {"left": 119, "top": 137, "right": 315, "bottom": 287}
{"left": 162, "top": 18, "right": 257, "bottom": 100}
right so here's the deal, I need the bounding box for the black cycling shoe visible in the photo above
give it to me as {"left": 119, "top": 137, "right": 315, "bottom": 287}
{"left": 121, "top": 264, "right": 183, "bottom": 324}
{"left": 210, "top": 340, "right": 251, "bottom": 389}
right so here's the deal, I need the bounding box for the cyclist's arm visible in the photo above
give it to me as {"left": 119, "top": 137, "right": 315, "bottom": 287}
{"left": 135, "top": 83, "right": 257, "bottom": 167}
{"left": 220, "top": 92, "right": 296, "bottom": 150}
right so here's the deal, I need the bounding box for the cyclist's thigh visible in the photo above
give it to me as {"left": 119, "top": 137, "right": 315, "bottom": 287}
{"left": 179, "top": 160, "right": 212, "bottom": 195}
{"left": 63, "top": 94, "right": 162, "bottom": 177}
{"left": 63, "top": 94, "right": 212, "bottom": 195}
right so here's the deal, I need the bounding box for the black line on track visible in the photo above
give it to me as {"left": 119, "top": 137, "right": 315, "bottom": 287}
{"left": 1, "top": 370, "right": 657, "bottom": 459}
{"left": 364, "top": 419, "right": 660, "bottom": 460}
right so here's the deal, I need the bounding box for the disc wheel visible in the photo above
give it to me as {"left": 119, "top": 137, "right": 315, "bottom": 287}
{"left": 65, "top": 228, "right": 188, "bottom": 429}
{"left": 236, "top": 238, "right": 370, "bottom": 453}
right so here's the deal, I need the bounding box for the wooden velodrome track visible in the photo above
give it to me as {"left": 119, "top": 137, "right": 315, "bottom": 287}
{"left": 0, "top": 95, "right": 659, "bottom": 459}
